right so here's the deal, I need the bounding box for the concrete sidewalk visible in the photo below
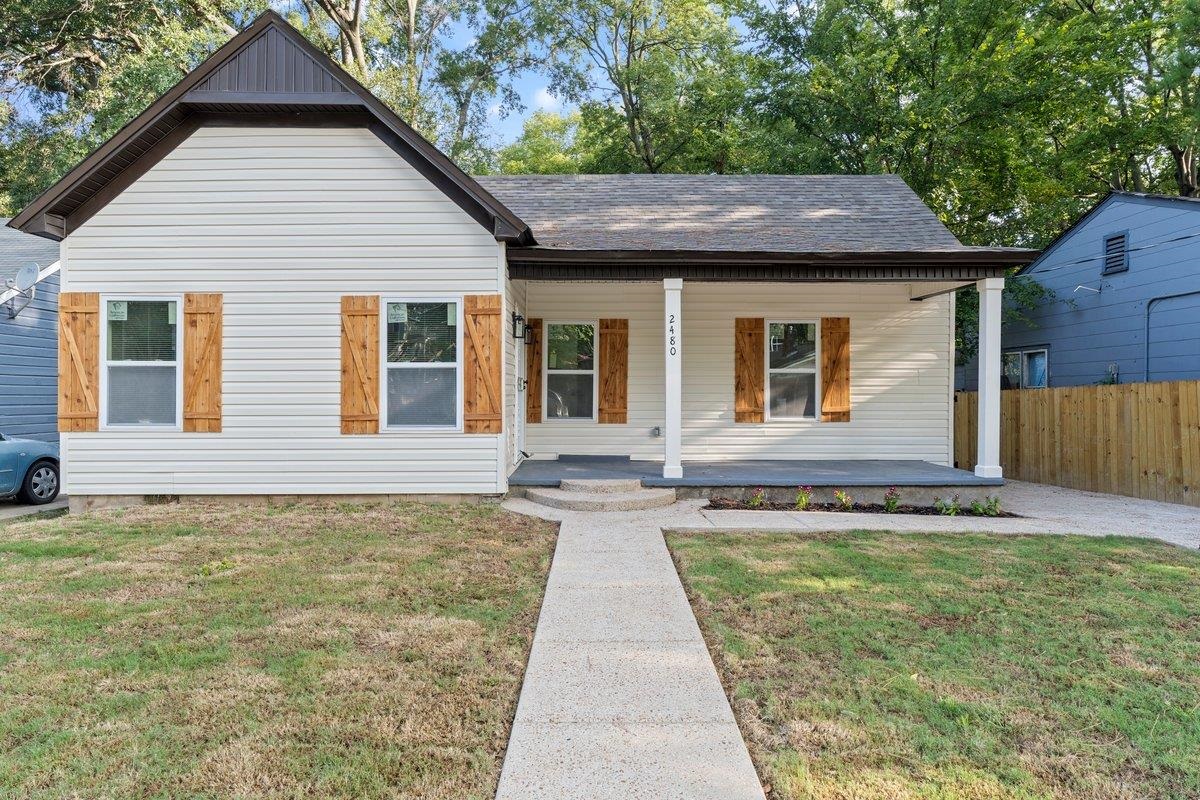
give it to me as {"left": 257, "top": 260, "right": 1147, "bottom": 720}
{"left": 495, "top": 503, "right": 766, "bottom": 800}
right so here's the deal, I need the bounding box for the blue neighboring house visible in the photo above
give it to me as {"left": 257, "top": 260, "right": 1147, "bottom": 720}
{"left": 960, "top": 192, "right": 1200, "bottom": 390}
{"left": 1, "top": 220, "right": 61, "bottom": 442}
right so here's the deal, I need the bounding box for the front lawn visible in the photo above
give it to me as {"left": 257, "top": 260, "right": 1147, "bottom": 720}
{"left": 668, "top": 531, "right": 1200, "bottom": 800}
{"left": 0, "top": 501, "right": 556, "bottom": 799}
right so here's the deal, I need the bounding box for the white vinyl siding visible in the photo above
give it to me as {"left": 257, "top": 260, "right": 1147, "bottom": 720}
{"left": 61, "top": 125, "right": 505, "bottom": 496}
{"left": 524, "top": 281, "right": 954, "bottom": 464}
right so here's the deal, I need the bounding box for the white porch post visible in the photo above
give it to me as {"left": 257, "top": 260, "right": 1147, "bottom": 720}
{"left": 663, "top": 278, "right": 683, "bottom": 479}
{"left": 975, "top": 276, "right": 1005, "bottom": 479}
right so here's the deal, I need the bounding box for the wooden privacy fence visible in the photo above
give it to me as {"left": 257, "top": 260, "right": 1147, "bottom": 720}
{"left": 954, "top": 381, "right": 1200, "bottom": 507}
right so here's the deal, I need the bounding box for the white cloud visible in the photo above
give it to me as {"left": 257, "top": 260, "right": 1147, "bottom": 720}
{"left": 533, "top": 87, "right": 560, "bottom": 111}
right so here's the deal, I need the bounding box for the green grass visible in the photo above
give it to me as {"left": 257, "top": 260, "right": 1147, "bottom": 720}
{"left": 667, "top": 530, "right": 1200, "bottom": 800}
{"left": 0, "top": 500, "right": 557, "bottom": 799}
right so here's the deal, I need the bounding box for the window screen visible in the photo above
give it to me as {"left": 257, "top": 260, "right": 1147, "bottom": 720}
{"left": 105, "top": 300, "right": 178, "bottom": 426}
{"left": 546, "top": 323, "right": 595, "bottom": 419}
{"left": 767, "top": 322, "right": 817, "bottom": 419}
{"left": 385, "top": 302, "right": 458, "bottom": 427}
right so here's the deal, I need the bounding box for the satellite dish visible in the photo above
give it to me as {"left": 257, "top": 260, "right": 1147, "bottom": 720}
{"left": 14, "top": 263, "right": 38, "bottom": 292}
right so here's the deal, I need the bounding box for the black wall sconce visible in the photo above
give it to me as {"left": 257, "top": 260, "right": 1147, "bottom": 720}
{"left": 511, "top": 311, "right": 531, "bottom": 340}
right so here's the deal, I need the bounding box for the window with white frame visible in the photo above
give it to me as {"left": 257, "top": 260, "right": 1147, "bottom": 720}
{"left": 384, "top": 301, "right": 460, "bottom": 428}
{"left": 767, "top": 321, "right": 818, "bottom": 419}
{"left": 545, "top": 322, "right": 596, "bottom": 420}
{"left": 1002, "top": 348, "right": 1048, "bottom": 389}
{"left": 105, "top": 298, "right": 180, "bottom": 426}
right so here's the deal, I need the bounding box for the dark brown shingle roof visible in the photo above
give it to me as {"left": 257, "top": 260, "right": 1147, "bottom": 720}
{"left": 475, "top": 173, "right": 967, "bottom": 252}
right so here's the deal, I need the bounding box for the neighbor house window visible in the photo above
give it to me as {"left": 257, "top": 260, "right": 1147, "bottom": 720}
{"left": 1002, "top": 348, "right": 1048, "bottom": 389}
{"left": 384, "top": 300, "right": 460, "bottom": 428}
{"left": 767, "top": 321, "right": 817, "bottom": 419}
{"left": 104, "top": 298, "right": 181, "bottom": 427}
{"left": 1102, "top": 232, "right": 1129, "bottom": 275}
{"left": 545, "top": 322, "right": 596, "bottom": 420}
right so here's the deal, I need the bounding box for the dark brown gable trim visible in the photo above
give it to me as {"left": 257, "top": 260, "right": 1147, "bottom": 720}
{"left": 8, "top": 10, "right": 530, "bottom": 245}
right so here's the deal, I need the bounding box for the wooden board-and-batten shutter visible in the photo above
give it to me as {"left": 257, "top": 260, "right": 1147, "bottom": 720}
{"left": 821, "top": 317, "right": 851, "bottom": 423}
{"left": 734, "top": 318, "right": 765, "bottom": 423}
{"left": 341, "top": 296, "right": 380, "bottom": 434}
{"left": 526, "top": 318, "right": 543, "bottom": 423}
{"left": 598, "top": 319, "right": 629, "bottom": 424}
{"left": 463, "top": 295, "right": 503, "bottom": 434}
{"left": 183, "top": 293, "right": 223, "bottom": 432}
{"left": 58, "top": 292, "right": 101, "bottom": 432}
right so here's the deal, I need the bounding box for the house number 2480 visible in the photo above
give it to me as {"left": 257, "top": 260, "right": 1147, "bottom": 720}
{"left": 667, "top": 314, "right": 678, "bottom": 356}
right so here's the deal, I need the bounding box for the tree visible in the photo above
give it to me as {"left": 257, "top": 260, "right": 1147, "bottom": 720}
{"left": 544, "top": 0, "right": 748, "bottom": 173}
{"left": 495, "top": 110, "right": 582, "bottom": 173}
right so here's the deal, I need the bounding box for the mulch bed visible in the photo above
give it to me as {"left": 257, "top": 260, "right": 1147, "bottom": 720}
{"left": 705, "top": 497, "right": 1020, "bottom": 517}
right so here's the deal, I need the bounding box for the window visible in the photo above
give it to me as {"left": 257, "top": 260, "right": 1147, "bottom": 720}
{"left": 766, "top": 321, "right": 817, "bottom": 419}
{"left": 1103, "top": 232, "right": 1129, "bottom": 274}
{"left": 104, "top": 298, "right": 181, "bottom": 427}
{"left": 384, "top": 300, "right": 460, "bottom": 428}
{"left": 1002, "top": 348, "right": 1048, "bottom": 389}
{"left": 545, "top": 322, "right": 596, "bottom": 420}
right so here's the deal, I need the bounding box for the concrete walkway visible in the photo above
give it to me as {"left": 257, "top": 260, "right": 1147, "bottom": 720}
{"left": 497, "top": 480, "right": 1199, "bottom": 799}
{"left": 495, "top": 501, "right": 767, "bottom": 800}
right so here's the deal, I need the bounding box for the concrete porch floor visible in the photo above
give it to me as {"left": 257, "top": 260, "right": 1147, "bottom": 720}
{"left": 508, "top": 455, "right": 1001, "bottom": 488}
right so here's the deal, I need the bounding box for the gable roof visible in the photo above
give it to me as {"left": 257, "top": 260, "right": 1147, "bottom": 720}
{"left": 1020, "top": 190, "right": 1200, "bottom": 274}
{"left": 478, "top": 173, "right": 964, "bottom": 252}
{"left": 0, "top": 219, "right": 58, "bottom": 283}
{"left": 7, "top": 11, "right": 530, "bottom": 243}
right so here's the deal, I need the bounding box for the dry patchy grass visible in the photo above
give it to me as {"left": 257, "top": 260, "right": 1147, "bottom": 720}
{"left": 0, "top": 500, "right": 557, "bottom": 799}
{"left": 668, "top": 531, "right": 1200, "bottom": 800}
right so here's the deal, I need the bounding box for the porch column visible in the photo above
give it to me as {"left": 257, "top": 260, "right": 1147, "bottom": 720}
{"left": 975, "top": 277, "right": 1004, "bottom": 479}
{"left": 663, "top": 278, "right": 683, "bottom": 479}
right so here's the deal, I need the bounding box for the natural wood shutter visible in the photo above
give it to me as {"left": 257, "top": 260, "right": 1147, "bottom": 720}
{"left": 340, "top": 295, "right": 380, "bottom": 434}
{"left": 58, "top": 292, "right": 100, "bottom": 432}
{"left": 734, "top": 318, "right": 765, "bottom": 423}
{"left": 526, "top": 318, "right": 542, "bottom": 423}
{"left": 464, "top": 294, "right": 503, "bottom": 434}
{"left": 598, "top": 318, "right": 629, "bottom": 424}
{"left": 183, "top": 293, "right": 223, "bottom": 432}
{"left": 821, "top": 317, "right": 851, "bottom": 422}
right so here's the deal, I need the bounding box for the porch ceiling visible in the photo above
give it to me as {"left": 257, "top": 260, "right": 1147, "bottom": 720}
{"left": 508, "top": 456, "right": 1003, "bottom": 488}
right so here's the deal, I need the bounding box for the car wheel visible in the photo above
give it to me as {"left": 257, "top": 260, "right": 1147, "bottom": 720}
{"left": 19, "top": 461, "right": 60, "bottom": 505}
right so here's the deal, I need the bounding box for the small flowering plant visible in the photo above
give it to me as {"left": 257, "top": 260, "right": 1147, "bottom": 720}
{"left": 795, "top": 485, "right": 814, "bottom": 511}
{"left": 748, "top": 487, "right": 767, "bottom": 508}
{"left": 935, "top": 495, "right": 961, "bottom": 517}
{"left": 833, "top": 489, "right": 854, "bottom": 511}
{"left": 883, "top": 487, "right": 901, "bottom": 513}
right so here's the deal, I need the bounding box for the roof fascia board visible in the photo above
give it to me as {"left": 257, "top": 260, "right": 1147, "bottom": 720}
{"left": 506, "top": 248, "right": 1038, "bottom": 267}
{"left": 507, "top": 263, "right": 1010, "bottom": 282}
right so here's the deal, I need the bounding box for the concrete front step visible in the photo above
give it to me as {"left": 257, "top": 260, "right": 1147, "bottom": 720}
{"left": 525, "top": 486, "right": 678, "bottom": 512}
{"left": 558, "top": 478, "right": 645, "bottom": 494}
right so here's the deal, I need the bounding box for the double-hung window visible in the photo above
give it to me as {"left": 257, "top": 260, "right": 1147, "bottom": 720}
{"left": 104, "top": 298, "right": 181, "bottom": 427}
{"left": 384, "top": 300, "right": 461, "bottom": 429}
{"left": 545, "top": 322, "right": 596, "bottom": 420}
{"left": 767, "top": 321, "right": 818, "bottom": 419}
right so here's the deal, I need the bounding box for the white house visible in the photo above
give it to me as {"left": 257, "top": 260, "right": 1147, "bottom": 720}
{"left": 8, "top": 12, "right": 1031, "bottom": 510}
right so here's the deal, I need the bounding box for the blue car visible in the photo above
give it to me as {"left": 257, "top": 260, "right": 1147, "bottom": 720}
{"left": 0, "top": 433, "right": 60, "bottom": 505}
